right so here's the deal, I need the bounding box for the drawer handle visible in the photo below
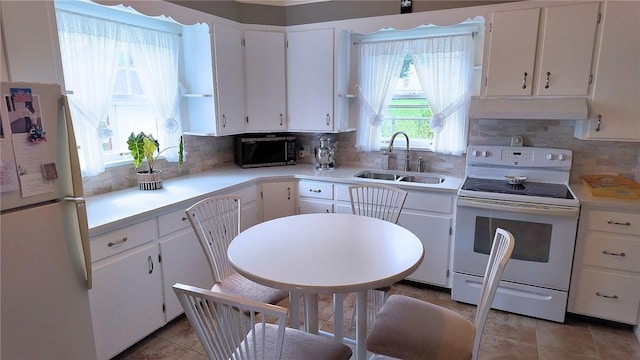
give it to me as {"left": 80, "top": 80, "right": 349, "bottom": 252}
{"left": 309, "top": 189, "right": 322, "bottom": 193}
{"left": 107, "top": 237, "right": 128, "bottom": 247}
{"left": 595, "top": 292, "right": 618, "bottom": 300}
{"left": 602, "top": 250, "right": 626, "bottom": 257}
{"left": 607, "top": 220, "right": 631, "bottom": 226}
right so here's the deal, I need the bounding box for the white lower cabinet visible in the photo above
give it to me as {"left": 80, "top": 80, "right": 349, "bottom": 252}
{"left": 225, "top": 184, "right": 260, "bottom": 230}
{"left": 89, "top": 219, "right": 164, "bottom": 360}
{"left": 298, "top": 180, "right": 334, "bottom": 214}
{"left": 158, "top": 207, "right": 213, "bottom": 322}
{"left": 261, "top": 181, "right": 296, "bottom": 221}
{"left": 569, "top": 205, "right": 640, "bottom": 325}
{"left": 334, "top": 182, "right": 454, "bottom": 287}
{"left": 398, "top": 191, "right": 454, "bottom": 287}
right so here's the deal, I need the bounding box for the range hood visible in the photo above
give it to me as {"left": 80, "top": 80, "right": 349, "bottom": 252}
{"left": 468, "top": 96, "right": 588, "bottom": 120}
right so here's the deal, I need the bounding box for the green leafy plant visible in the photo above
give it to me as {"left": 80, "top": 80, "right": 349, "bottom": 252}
{"left": 127, "top": 132, "right": 184, "bottom": 173}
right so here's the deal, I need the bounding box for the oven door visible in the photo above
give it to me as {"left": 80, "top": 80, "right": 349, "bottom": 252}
{"left": 454, "top": 196, "right": 579, "bottom": 291}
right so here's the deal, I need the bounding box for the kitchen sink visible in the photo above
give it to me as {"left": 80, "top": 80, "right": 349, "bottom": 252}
{"left": 354, "top": 171, "right": 445, "bottom": 184}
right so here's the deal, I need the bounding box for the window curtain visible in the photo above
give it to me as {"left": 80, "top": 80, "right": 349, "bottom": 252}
{"left": 356, "top": 41, "right": 407, "bottom": 151}
{"left": 124, "top": 25, "right": 183, "bottom": 162}
{"left": 409, "top": 35, "right": 474, "bottom": 155}
{"left": 56, "top": 9, "right": 120, "bottom": 177}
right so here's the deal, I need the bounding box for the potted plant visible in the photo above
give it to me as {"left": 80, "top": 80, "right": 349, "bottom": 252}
{"left": 127, "top": 132, "right": 184, "bottom": 190}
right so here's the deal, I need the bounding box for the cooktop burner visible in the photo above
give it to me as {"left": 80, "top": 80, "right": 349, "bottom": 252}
{"left": 461, "top": 178, "right": 574, "bottom": 199}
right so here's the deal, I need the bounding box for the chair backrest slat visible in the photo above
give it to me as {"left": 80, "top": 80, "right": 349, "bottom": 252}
{"left": 173, "top": 283, "right": 288, "bottom": 360}
{"left": 472, "top": 227, "right": 515, "bottom": 360}
{"left": 186, "top": 195, "right": 242, "bottom": 282}
{"left": 349, "top": 184, "right": 408, "bottom": 224}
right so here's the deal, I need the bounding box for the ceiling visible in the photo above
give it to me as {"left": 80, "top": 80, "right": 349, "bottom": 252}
{"left": 235, "top": 0, "right": 331, "bottom": 5}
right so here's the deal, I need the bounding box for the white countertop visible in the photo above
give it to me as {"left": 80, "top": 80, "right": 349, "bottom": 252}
{"left": 571, "top": 182, "right": 640, "bottom": 211}
{"left": 86, "top": 164, "right": 463, "bottom": 235}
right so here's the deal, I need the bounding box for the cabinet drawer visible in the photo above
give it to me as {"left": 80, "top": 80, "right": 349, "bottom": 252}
{"left": 335, "top": 184, "right": 351, "bottom": 201}
{"left": 583, "top": 233, "right": 640, "bottom": 272}
{"left": 91, "top": 219, "right": 157, "bottom": 262}
{"left": 572, "top": 268, "right": 640, "bottom": 324}
{"left": 585, "top": 210, "right": 640, "bottom": 236}
{"left": 405, "top": 191, "right": 453, "bottom": 214}
{"left": 229, "top": 185, "right": 258, "bottom": 204}
{"left": 158, "top": 208, "right": 191, "bottom": 237}
{"left": 299, "top": 199, "right": 333, "bottom": 214}
{"left": 298, "top": 180, "right": 333, "bottom": 200}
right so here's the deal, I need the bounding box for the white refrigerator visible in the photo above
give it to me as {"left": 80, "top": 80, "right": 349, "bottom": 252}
{"left": 0, "top": 82, "right": 96, "bottom": 359}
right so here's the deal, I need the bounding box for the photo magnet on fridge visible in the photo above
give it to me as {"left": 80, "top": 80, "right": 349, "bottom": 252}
{"left": 401, "top": 0, "right": 412, "bottom": 14}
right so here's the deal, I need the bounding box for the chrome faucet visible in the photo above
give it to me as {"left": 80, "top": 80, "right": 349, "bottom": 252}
{"left": 386, "top": 131, "right": 411, "bottom": 171}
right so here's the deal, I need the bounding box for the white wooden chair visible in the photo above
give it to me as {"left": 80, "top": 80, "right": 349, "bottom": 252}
{"left": 348, "top": 184, "right": 408, "bottom": 224}
{"left": 366, "top": 228, "right": 515, "bottom": 360}
{"left": 173, "top": 283, "right": 353, "bottom": 360}
{"left": 185, "top": 195, "right": 288, "bottom": 306}
{"left": 345, "top": 184, "right": 409, "bottom": 329}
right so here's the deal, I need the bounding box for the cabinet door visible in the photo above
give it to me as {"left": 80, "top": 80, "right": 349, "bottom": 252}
{"left": 160, "top": 228, "right": 213, "bottom": 321}
{"left": 245, "top": 30, "right": 287, "bottom": 132}
{"left": 213, "top": 22, "right": 245, "bottom": 135}
{"left": 261, "top": 181, "right": 295, "bottom": 221}
{"left": 484, "top": 8, "right": 540, "bottom": 96}
{"left": 399, "top": 211, "right": 452, "bottom": 287}
{"left": 287, "top": 28, "right": 334, "bottom": 131}
{"left": 575, "top": 1, "right": 640, "bottom": 140}
{"left": 535, "top": 2, "right": 599, "bottom": 96}
{"left": 90, "top": 244, "right": 164, "bottom": 360}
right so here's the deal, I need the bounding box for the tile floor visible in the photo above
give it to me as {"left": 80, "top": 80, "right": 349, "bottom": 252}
{"left": 114, "top": 281, "right": 640, "bottom": 360}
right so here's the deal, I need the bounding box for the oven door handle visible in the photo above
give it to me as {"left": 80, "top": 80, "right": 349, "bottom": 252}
{"left": 457, "top": 197, "right": 580, "bottom": 218}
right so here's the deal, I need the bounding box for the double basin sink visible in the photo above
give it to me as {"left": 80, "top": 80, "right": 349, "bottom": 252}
{"left": 354, "top": 170, "right": 445, "bottom": 185}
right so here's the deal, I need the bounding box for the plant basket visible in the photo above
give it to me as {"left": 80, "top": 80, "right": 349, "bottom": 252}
{"left": 137, "top": 170, "right": 163, "bottom": 191}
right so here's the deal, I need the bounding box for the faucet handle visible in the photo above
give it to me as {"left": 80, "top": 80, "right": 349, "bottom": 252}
{"left": 417, "top": 157, "right": 425, "bottom": 172}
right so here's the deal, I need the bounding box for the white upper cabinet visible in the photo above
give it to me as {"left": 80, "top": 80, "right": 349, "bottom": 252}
{"left": 244, "top": 30, "right": 287, "bottom": 132}
{"left": 574, "top": 1, "right": 640, "bottom": 141}
{"left": 212, "top": 22, "right": 246, "bottom": 135}
{"left": 287, "top": 28, "right": 335, "bottom": 132}
{"left": 483, "top": 2, "right": 600, "bottom": 96}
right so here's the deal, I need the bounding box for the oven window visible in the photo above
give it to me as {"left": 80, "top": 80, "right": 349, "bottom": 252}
{"left": 473, "top": 217, "right": 552, "bottom": 263}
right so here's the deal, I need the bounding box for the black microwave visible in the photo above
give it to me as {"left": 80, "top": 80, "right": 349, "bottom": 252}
{"left": 234, "top": 135, "right": 297, "bottom": 168}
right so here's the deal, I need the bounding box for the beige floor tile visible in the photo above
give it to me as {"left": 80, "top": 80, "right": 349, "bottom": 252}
{"left": 536, "top": 318, "right": 599, "bottom": 358}
{"left": 591, "top": 325, "right": 640, "bottom": 359}
{"left": 483, "top": 309, "right": 537, "bottom": 345}
{"left": 114, "top": 336, "right": 190, "bottom": 360}
{"left": 478, "top": 334, "right": 539, "bottom": 360}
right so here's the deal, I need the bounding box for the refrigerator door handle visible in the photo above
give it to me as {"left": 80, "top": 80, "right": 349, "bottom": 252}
{"left": 63, "top": 196, "right": 92, "bottom": 289}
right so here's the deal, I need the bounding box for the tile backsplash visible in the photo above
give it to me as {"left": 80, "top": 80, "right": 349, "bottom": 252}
{"left": 83, "top": 119, "right": 640, "bottom": 197}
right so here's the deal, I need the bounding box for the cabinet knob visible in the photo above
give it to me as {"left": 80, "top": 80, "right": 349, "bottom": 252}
{"left": 544, "top": 71, "right": 551, "bottom": 89}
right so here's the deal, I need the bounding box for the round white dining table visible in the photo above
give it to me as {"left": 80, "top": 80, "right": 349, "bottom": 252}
{"left": 227, "top": 213, "right": 424, "bottom": 360}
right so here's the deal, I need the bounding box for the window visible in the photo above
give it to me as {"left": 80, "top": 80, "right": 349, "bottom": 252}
{"left": 353, "top": 23, "right": 481, "bottom": 155}
{"left": 380, "top": 57, "right": 435, "bottom": 149}
{"left": 55, "top": 0, "right": 188, "bottom": 176}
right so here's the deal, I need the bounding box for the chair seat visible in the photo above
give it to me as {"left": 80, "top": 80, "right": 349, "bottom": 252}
{"left": 213, "top": 272, "right": 289, "bottom": 305}
{"left": 366, "top": 294, "right": 475, "bottom": 360}
{"left": 248, "top": 324, "right": 353, "bottom": 360}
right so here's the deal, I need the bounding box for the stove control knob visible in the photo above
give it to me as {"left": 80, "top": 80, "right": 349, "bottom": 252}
{"left": 546, "top": 153, "right": 555, "bottom": 160}
{"left": 557, "top": 154, "right": 566, "bottom": 161}
{"left": 481, "top": 151, "right": 489, "bottom": 157}
{"left": 472, "top": 150, "right": 480, "bottom": 157}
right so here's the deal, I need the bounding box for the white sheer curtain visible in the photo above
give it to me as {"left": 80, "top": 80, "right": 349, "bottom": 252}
{"left": 56, "top": 9, "right": 120, "bottom": 176}
{"left": 409, "top": 35, "right": 474, "bottom": 155}
{"left": 356, "top": 41, "right": 407, "bottom": 151}
{"left": 124, "top": 25, "right": 183, "bottom": 162}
